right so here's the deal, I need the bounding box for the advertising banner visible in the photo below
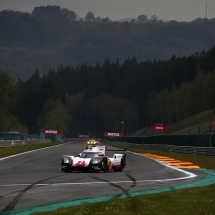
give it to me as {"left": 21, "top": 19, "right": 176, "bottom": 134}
{"left": 41, "top": 129, "right": 61, "bottom": 134}
{"left": 65, "top": 138, "right": 88, "bottom": 140}
{"left": 104, "top": 132, "right": 123, "bottom": 137}
{"left": 155, "top": 123, "right": 164, "bottom": 133}
{"left": 78, "top": 135, "right": 90, "bottom": 138}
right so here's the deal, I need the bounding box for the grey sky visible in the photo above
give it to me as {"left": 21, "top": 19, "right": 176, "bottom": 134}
{"left": 0, "top": 0, "right": 214, "bottom": 21}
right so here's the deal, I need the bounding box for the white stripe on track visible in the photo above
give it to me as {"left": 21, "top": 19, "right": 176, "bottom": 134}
{"left": 0, "top": 145, "right": 197, "bottom": 187}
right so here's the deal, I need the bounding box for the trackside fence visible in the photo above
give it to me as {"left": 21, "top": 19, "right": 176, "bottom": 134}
{"left": 107, "top": 134, "right": 215, "bottom": 147}
{"left": 106, "top": 134, "right": 215, "bottom": 156}
{"left": 106, "top": 141, "right": 215, "bottom": 156}
{"left": 0, "top": 139, "right": 51, "bottom": 147}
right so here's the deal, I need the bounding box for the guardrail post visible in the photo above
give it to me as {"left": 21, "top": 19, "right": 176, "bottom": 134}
{"left": 210, "top": 122, "right": 212, "bottom": 147}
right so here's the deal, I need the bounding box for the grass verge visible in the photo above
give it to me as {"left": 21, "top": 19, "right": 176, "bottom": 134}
{"left": 0, "top": 142, "right": 63, "bottom": 159}
{"left": 33, "top": 184, "right": 215, "bottom": 215}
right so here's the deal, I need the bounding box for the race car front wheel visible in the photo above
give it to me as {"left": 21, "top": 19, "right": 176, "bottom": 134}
{"left": 102, "top": 161, "right": 108, "bottom": 172}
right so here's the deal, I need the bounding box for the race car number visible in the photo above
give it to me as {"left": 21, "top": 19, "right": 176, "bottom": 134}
{"left": 76, "top": 161, "right": 86, "bottom": 167}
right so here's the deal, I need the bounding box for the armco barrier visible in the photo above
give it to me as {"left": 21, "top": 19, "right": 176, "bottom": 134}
{"left": 107, "top": 141, "right": 215, "bottom": 156}
{"left": 0, "top": 139, "right": 51, "bottom": 147}
{"left": 107, "top": 134, "right": 215, "bottom": 147}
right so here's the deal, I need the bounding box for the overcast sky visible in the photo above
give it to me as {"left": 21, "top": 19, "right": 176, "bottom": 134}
{"left": 0, "top": 0, "right": 214, "bottom": 21}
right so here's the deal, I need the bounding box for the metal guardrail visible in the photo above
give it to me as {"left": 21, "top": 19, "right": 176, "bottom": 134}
{"left": 0, "top": 139, "right": 51, "bottom": 147}
{"left": 108, "top": 141, "right": 215, "bottom": 156}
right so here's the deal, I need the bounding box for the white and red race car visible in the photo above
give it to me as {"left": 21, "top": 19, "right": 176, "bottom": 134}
{"left": 61, "top": 146, "right": 126, "bottom": 172}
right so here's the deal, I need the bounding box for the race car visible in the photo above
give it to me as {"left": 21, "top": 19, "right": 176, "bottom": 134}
{"left": 61, "top": 146, "right": 126, "bottom": 172}
{"left": 86, "top": 139, "right": 98, "bottom": 149}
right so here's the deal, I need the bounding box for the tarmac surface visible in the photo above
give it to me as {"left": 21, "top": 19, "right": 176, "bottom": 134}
{"left": 0, "top": 142, "right": 208, "bottom": 214}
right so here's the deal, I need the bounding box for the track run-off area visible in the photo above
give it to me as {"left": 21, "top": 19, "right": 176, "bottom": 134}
{"left": 0, "top": 142, "right": 215, "bottom": 215}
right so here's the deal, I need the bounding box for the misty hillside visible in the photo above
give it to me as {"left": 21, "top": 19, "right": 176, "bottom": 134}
{"left": 0, "top": 5, "right": 215, "bottom": 80}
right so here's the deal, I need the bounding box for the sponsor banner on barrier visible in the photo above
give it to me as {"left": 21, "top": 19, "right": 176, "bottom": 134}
{"left": 78, "top": 134, "right": 90, "bottom": 138}
{"left": 65, "top": 138, "right": 89, "bottom": 140}
{"left": 41, "top": 129, "right": 61, "bottom": 134}
{"left": 104, "top": 132, "right": 123, "bottom": 137}
{"left": 155, "top": 123, "right": 164, "bottom": 133}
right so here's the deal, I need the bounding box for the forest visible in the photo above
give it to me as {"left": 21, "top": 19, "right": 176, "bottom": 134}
{"left": 1, "top": 5, "right": 215, "bottom": 138}
{"left": 1, "top": 43, "right": 215, "bottom": 138}
{"left": 0, "top": 5, "right": 215, "bottom": 80}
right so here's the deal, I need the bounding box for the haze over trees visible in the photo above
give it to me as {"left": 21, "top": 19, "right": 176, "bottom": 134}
{"left": 0, "top": 5, "right": 215, "bottom": 80}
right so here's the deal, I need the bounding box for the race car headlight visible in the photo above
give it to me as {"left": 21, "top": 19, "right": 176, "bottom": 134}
{"left": 63, "top": 157, "right": 71, "bottom": 164}
{"left": 92, "top": 158, "right": 102, "bottom": 164}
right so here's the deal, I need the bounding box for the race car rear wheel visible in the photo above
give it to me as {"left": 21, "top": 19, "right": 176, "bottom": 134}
{"left": 119, "top": 159, "right": 125, "bottom": 171}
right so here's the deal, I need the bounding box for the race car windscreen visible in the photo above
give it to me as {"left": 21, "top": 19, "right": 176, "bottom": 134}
{"left": 80, "top": 153, "right": 98, "bottom": 158}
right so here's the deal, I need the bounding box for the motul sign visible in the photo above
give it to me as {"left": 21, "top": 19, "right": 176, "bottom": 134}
{"left": 41, "top": 129, "right": 61, "bottom": 134}
{"left": 155, "top": 123, "right": 164, "bottom": 133}
{"left": 104, "top": 132, "right": 123, "bottom": 137}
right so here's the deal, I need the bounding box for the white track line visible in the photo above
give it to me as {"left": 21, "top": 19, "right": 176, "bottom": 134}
{"left": 0, "top": 147, "right": 197, "bottom": 187}
{"left": 0, "top": 144, "right": 63, "bottom": 161}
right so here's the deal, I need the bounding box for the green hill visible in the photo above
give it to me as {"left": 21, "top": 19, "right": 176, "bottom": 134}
{"left": 143, "top": 109, "right": 215, "bottom": 135}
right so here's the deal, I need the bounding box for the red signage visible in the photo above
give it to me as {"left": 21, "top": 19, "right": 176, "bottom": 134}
{"left": 41, "top": 129, "right": 61, "bottom": 134}
{"left": 155, "top": 123, "right": 164, "bottom": 133}
{"left": 214, "top": 116, "right": 215, "bottom": 129}
{"left": 104, "top": 132, "right": 123, "bottom": 137}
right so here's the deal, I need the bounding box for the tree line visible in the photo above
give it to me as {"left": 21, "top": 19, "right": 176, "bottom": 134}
{"left": 1, "top": 44, "right": 215, "bottom": 137}
{"left": 0, "top": 6, "right": 215, "bottom": 80}
{"left": 145, "top": 68, "right": 215, "bottom": 125}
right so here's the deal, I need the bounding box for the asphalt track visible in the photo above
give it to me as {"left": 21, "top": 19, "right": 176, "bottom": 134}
{"left": 0, "top": 142, "right": 214, "bottom": 215}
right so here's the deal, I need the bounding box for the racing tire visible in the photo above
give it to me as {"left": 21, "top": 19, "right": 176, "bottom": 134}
{"left": 119, "top": 159, "right": 125, "bottom": 171}
{"left": 102, "top": 161, "right": 108, "bottom": 172}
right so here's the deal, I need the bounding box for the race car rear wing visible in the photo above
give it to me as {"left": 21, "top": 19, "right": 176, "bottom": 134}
{"left": 97, "top": 145, "right": 126, "bottom": 157}
{"left": 106, "top": 146, "right": 127, "bottom": 157}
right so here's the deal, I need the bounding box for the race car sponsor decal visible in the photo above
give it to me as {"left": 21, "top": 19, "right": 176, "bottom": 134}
{"left": 76, "top": 161, "right": 86, "bottom": 167}
{"left": 141, "top": 153, "right": 200, "bottom": 168}
{"left": 73, "top": 157, "right": 91, "bottom": 167}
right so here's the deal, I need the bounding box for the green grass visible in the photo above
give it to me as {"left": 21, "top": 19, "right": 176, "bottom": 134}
{"left": 2, "top": 142, "right": 215, "bottom": 215}
{"left": 32, "top": 184, "right": 215, "bottom": 215}
{"left": 144, "top": 109, "right": 215, "bottom": 135}
{"left": 0, "top": 142, "right": 63, "bottom": 159}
